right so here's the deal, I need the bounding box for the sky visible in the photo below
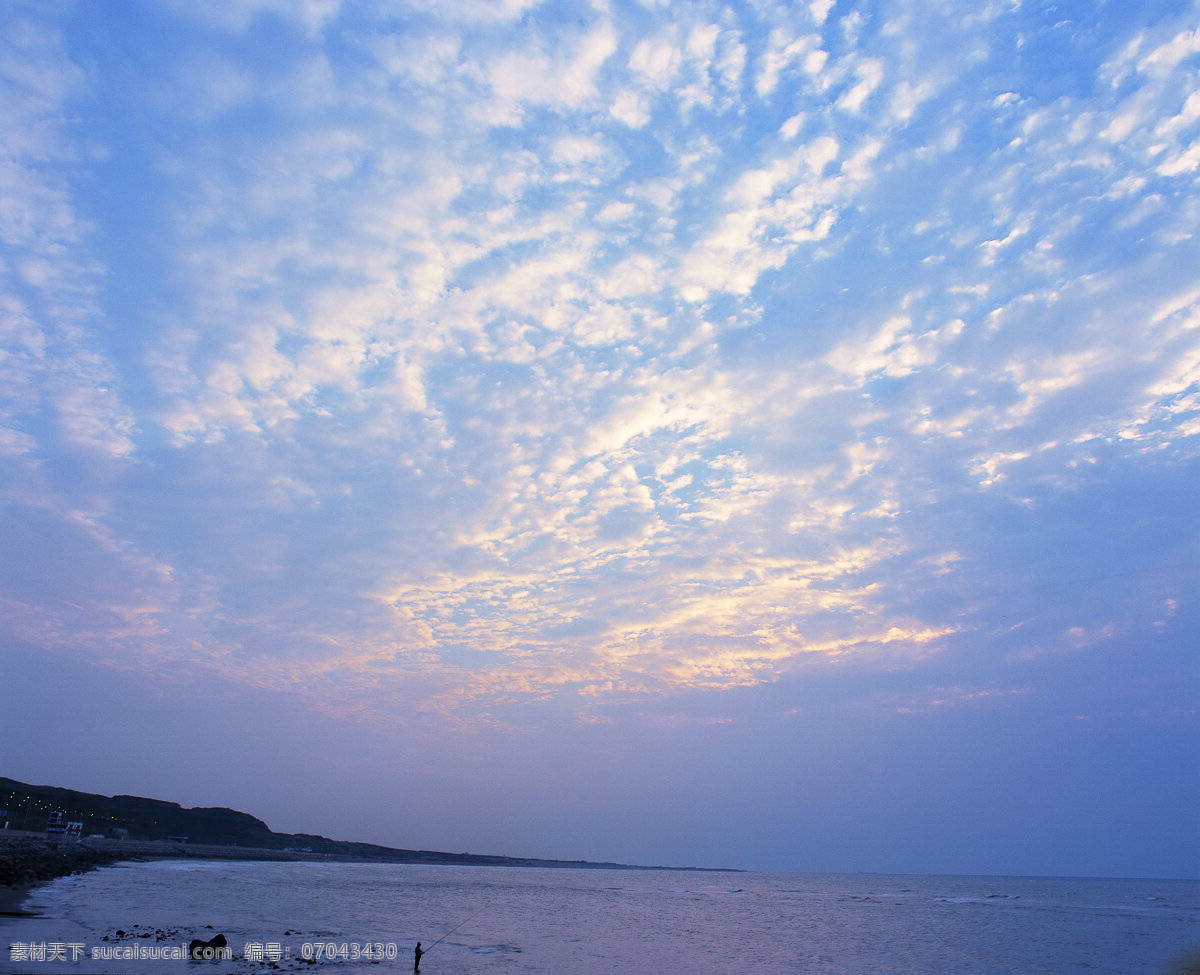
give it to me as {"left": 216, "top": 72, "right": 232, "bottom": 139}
{"left": 1, "top": 0, "right": 1197, "bottom": 879}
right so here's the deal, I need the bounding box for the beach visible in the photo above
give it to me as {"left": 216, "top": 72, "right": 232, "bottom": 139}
{"left": 0, "top": 835, "right": 128, "bottom": 917}
{"left": 3, "top": 859, "right": 1198, "bottom": 975}
{"left": 4, "top": 838, "right": 1199, "bottom": 973}
{"left": 0, "top": 833, "right": 320, "bottom": 921}
{"left": 0, "top": 883, "right": 31, "bottom": 919}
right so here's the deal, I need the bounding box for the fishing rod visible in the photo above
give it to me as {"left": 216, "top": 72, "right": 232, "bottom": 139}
{"left": 423, "top": 905, "right": 486, "bottom": 955}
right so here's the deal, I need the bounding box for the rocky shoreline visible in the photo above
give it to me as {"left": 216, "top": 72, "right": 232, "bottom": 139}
{"left": 0, "top": 833, "right": 317, "bottom": 917}
{"left": 1, "top": 836, "right": 128, "bottom": 893}
{"left": 0, "top": 836, "right": 122, "bottom": 917}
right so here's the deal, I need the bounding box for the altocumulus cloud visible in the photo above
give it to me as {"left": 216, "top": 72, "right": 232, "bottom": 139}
{"left": 0, "top": 0, "right": 1197, "bottom": 860}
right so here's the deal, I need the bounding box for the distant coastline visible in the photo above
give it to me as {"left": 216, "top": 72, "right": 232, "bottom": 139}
{"left": 1, "top": 775, "right": 739, "bottom": 910}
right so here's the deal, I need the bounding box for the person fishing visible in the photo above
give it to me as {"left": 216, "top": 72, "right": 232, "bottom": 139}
{"left": 417, "top": 905, "right": 484, "bottom": 969}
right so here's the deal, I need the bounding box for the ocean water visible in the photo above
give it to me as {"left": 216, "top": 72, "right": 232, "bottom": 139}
{"left": 3, "top": 859, "right": 1198, "bottom": 974}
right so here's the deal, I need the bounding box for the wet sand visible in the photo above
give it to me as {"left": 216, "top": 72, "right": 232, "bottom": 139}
{"left": 0, "top": 881, "right": 35, "bottom": 917}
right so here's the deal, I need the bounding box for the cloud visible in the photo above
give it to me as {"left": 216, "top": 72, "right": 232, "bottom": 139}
{"left": 0, "top": 11, "right": 134, "bottom": 460}
{"left": 1, "top": 0, "right": 1196, "bottom": 747}
{"left": 486, "top": 20, "right": 618, "bottom": 115}
{"left": 755, "top": 28, "right": 826, "bottom": 99}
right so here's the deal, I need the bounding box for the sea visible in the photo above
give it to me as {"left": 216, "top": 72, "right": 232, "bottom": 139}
{"left": 2, "top": 859, "right": 1198, "bottom": 974}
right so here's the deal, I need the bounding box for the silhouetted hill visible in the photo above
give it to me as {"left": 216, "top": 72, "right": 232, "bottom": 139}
{"left": 3, "top": 778, "right": 290, "bottom": 848}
